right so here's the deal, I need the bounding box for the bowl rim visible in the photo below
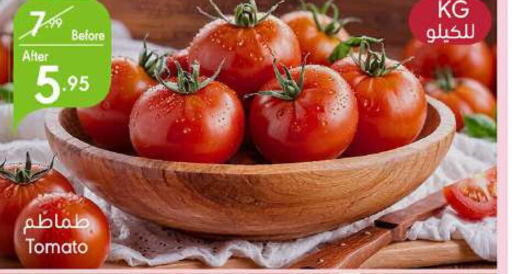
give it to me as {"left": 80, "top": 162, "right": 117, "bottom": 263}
{"left": 45, "top": 96, "right": 456, "bottom": 176}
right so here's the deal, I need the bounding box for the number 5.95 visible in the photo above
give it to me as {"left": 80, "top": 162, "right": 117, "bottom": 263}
{"left": 35, "top": 65, "right": 90, "bottom": 105}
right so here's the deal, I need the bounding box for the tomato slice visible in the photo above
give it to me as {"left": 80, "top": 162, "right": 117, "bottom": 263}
{"left": 444, "top": 167, "right": 497, "bottom": 220}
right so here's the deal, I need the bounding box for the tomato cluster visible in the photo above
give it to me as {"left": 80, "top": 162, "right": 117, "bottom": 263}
{"left": 77, "top": 45, "right": 159, "bottom": 151}
{"left": 77, "top": 0, "right": 430, "bottom": 164}
{"left": 0, "top": 153, "right": 110, "bottom": 268}
{"left": 403, "top": 39, "right": 497, "bottom": 131}
{"left": 424, "top": 68, "right": 496, "bottom": 131}
{"left": 0, "top": 154, "right": 74, "bottom": 257}
{"left": 1, "top": 0, "right": 499, "bottom": 268}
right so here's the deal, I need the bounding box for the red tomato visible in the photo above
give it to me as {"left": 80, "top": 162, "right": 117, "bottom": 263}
{"left": 444, "top": 167, "right": 497, "bottom": 220}
{"left": 189, "top": 0, "right": 301, "bottom": 97}
{"left": 77, "top": 47, "right": 158, "bottom": 152}
{"left": 130, "top": 62, "right": 245, "bottom": 163}
{"left": 162, "top": 48, "right": 190, "bottom": 79}
{"left": 0, "top": 39, "right": 12, "bottom": 85}
{"left": 0, "top": 153, "right": 75, "bottom": 257}
{"left": 486, "top": 167, "right": 497, "bottom": 199}
{"left": 281, "top": 1, "right": 356, "bottom": 65}
{"left": 491, "top": 44, "right": 497, "bottom": 94}
{"left": 403, "top": 39, "right": 494, "bottom": 89}
{"left": 14, "top": 193, "right": 110, "bottom": 268}
{"left": 424, "top": 69, "right": 496, "bottom": 131}
{"left": 332, "top": 49, "right": 427, "bottom": 156}
{"left": 249, "top": 63, "right": 358, "bottom": 163}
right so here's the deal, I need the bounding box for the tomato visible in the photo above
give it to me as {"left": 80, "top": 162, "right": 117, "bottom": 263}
{"left": 0, "top": 153, "right": 75, "bottom": 257}
{"left": 14, "top": 193, "right": 110, "bottom": 268}
{"left": 0, "top": 39, "right": 12, "bottom": 85}
{"left": 189, "top": 0, "right": 301, "bottom": 97}
{"left": 281, "top": 1, "right": 357, "bottom": 65}
{"left": 424, "top": 69, "right": 496, "bottom": 131}
{"left": 77, "top": 45, "right": 158, "bottom": 151}
{"left": 162, "top": 48, "right": 190, "bottom": 79}
{"left": 130, "top": 62, "right": 245, "bottom": 163}
{"left": 491, "top": 44, "right": 497, "bottom": 94}
{"left": 444, "top": 167, "right": 497, "bottom": 220}
{"left": 402, "top": 39, "right": 494, "bottom": 89}
{"left": 332, "top": 41, "right": 427, "bottom": 155}
{"left": 249, "top": 61, "right": 358, "bottom": 163}
{"left": 486, "top": 167, "right": 497, "bottom": 199}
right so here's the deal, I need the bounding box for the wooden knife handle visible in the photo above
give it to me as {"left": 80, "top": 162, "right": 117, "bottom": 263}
{"left": 288, "top": 226, "right": 393, "bottom": 269}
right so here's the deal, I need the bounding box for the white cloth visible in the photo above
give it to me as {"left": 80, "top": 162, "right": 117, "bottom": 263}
{"left": 0, "top": 134, "right": 496, "bottom": 268}
{"left": 0, "top": 106, "right": 47, "bottom": 142}
{"left": 0, "top": 23, "right": 496, "bottom": 269}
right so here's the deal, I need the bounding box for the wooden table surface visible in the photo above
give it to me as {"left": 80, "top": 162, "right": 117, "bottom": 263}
{"left": 0, "top": 240, "right": 496, "bottom": 270}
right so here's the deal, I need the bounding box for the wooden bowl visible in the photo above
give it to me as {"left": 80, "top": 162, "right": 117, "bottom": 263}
{"left": 45, "top": 97, "right": 455, "bottom": 241}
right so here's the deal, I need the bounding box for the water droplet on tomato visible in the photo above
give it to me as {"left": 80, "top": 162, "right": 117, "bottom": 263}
{"left": 276, "top": 108, "right": 286, "bottom": 118}
{"left": 102, "top": 101, "right": 111, "bottom": 109}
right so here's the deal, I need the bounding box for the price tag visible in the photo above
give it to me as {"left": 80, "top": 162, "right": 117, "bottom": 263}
{"left": 409, "top": 0, "right": 491, "bottom": 45}
{"left": 13, "top": 0, "right": 111, "bottom": 127}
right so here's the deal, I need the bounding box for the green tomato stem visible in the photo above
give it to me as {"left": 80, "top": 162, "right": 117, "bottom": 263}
{"left": 0, "top": 152, "right": 55, "bottom": 185}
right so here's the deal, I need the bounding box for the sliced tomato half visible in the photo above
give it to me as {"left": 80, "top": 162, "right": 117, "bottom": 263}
{"left": 444, "top": 167, "right": 497, "bottom": 220}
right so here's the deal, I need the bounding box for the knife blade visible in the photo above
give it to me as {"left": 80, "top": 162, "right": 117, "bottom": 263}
{"left": 288, "top": 190, "right": 447, "bottom": 269}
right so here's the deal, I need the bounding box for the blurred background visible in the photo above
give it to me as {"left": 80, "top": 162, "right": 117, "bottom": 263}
{"left": 0, "top": 0, "right": 498, "bottom": 68}
{"left": 99, "top": 0, "right": 497, "bottom": 57}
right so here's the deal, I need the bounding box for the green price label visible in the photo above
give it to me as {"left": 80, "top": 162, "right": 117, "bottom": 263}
{"left": 13, "top": 0, "right": 111, "bottom": 128}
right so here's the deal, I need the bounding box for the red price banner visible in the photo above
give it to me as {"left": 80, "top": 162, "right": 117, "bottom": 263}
{"left": 409, "top": 0, "right": 492, "bottom": 45}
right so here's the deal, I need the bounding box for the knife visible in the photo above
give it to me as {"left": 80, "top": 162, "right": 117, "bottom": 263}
{"left": 288, "top": 189, "right": 447, "bottom": 269}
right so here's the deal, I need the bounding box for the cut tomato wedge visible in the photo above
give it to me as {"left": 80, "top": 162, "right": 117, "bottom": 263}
{"left": 444, "top": 167, "right": 497, "bottom": 220}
